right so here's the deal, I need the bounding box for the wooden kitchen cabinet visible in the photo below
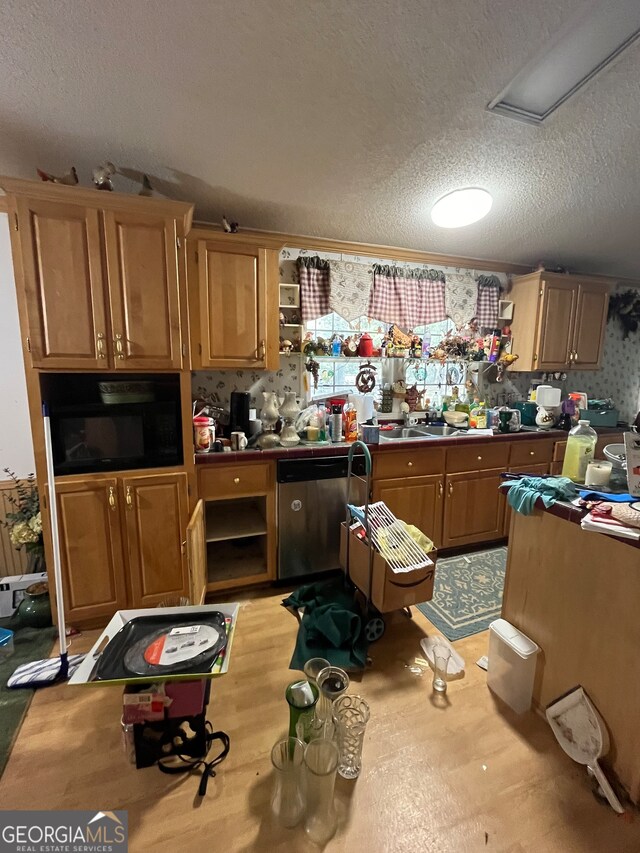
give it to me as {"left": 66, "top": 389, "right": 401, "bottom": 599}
{"left": 122, "top": 472, "right": 190, "bottom": 608}
{"left": 441, "top": 468, "right": 505, "bottom": 549}
{"left": 12, "top": 196, "right": 109, "bottom": 369}
{"left": 2, "top": 177, "right": 193, "bottom": 370}
{"left": 103, "top": 209, "right": 184, "bottom": 369}
{"left": 53, "top": 477, "right": 129, "bottom": 624}
{"left": 50, "top": 470, "right": 192, "bottom": 626}
{"left": 508, "top": 271, "right": 610, "bottom": 371}
{"left": 373, "top": 474, "right": 443, "bottom": 548}
{"left": 190, "top": 236, "right": 279, "bottom": 370}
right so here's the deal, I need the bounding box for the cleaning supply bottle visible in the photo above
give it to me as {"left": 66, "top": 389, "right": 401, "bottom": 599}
{"left": 561, "top": 419, "right": 597, "bottom": 483}
{"left": 343, "top": 402, "right": 357, "bottom": 443}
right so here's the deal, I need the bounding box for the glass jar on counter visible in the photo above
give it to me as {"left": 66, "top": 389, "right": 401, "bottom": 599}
{"left": 193, "top": 416, "right": 215, "bottom": 453}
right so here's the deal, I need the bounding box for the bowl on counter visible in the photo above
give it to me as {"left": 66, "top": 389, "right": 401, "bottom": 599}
{"left": 443, "top": 410, "right": 469, "bottom": 427}
{"left": 98, "top": 381, "right": 155, "bottom": 404}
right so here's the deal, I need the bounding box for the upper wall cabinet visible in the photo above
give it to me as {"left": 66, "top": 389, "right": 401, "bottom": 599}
{"left": 1, "top": 177, "right": 193, "bottom": 370}
{"left": 188, "top": 233, "right": 280, "bottom": 370}
{"left": 508, "top": 271, "right": 610, "bottom": 371}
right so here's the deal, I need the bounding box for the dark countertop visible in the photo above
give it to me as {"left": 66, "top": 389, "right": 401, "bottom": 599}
{"left": 195, "top": 427, "right": 569, "bottom": 465}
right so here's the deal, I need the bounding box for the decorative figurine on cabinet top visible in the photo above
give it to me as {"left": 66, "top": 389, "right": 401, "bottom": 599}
{"left": 36, "top": 166, "right": 78, "bottom": 185}
{"left": 92, "top": 161, "right": 116, "bottom": 191}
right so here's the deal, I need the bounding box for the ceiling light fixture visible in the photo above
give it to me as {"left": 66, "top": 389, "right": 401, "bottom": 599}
{"left": 431, "top": 188, "right": 493, "bottom": 228}
{"left": 487, "top": 0, "right": 640, "bottom": 124}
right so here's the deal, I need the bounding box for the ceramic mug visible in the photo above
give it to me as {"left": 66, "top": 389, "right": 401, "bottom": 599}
{"left": 230, "top": 431, "right": 248, "bottom": 451}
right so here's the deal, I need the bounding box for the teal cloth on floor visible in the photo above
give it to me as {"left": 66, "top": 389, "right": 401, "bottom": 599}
{"left": 282, "top": 578, "right": 368, "bottom": 672}
{"left": 502, "top": 476, "right": 577, "bottom": 516}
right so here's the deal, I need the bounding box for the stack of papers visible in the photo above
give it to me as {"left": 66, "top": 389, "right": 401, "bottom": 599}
{"left": 581, "top": 511, "right": 640, "bottom": 541}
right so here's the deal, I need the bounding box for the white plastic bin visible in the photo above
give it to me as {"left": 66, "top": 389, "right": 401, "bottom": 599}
{"left": 487, "top": 619, "right": 539, "bottom": 713}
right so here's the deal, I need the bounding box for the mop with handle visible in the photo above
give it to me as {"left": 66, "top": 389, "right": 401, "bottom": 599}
{"left": 7, "top": 404, "right": 85, "bottom": 688}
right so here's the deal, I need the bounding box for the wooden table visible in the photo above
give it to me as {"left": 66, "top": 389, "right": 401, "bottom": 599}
{"left": 504, "top": 505, "right": 640, "bottom": 804}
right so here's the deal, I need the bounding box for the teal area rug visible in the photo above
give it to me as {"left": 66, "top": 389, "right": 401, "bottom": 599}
{"left": 0, "top": 616, "right": 56, "bottom": 778}
{"left": 417, "top": 547, "right": 507, "bottom": 641}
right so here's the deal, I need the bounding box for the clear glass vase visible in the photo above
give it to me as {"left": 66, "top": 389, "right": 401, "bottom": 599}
{"left": 333, "top": 694, "right": 370, "bottom": 779}
{"left": 304, "top": 738, "right": 339, "bottom": 844}
{"left": 270, "top": 737, "right": 305, "bottom": 828}
{"left": 312, "top": 666, "right": 350, "bottom": 741}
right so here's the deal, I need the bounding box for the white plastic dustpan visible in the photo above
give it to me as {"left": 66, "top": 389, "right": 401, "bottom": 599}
{"left": 546, "top": 686, "right": 624, "bottom": 814}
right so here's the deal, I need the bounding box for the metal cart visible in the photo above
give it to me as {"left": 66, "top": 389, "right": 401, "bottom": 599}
{"left": 343, "top": 441, "right": 435, "bottom": 643}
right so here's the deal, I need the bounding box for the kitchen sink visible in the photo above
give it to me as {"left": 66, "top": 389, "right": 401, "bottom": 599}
{"left": 379, "top": 424, "right": 464, "bottom": 442}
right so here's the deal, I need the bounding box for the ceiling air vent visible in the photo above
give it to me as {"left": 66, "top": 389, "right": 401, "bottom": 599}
{"left": 487, "top": 0, "right": 640, "bottom": 125}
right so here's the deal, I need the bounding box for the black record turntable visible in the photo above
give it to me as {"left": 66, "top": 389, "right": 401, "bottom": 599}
{"left": 95, "top": 610, "right": 228, "bottom": 681}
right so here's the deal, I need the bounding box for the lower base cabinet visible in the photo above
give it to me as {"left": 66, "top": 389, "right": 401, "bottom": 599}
{"left": 441, "top": 468, "right": 505, "bottom": 549}
{"left": 52, "top": 470, "right": 196, "bottom": 626}
{"left": 372, "top": 474, "right": 443, "bottom": 548}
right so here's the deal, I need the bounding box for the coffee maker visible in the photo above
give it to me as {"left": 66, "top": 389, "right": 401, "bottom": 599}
{"left": 229, "top": 391, "right": 251, "bottom": 437}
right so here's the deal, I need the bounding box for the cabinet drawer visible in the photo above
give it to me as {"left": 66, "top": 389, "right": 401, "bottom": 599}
{"left": 509, "top": 440, "right": 554, "bottom": 467}
{"left": 373, "top": 447, "right": 445, "bottom": 480}
{"left": 198, "top": 463, "right": 272, "bottom": 499}
{"left": 446, "top": 443, "right": 509, "bottom": 473}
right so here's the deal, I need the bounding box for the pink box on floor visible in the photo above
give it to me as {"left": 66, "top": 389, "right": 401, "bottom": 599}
{"left": 165, "top": 679, "right": 207, "bottom": 718}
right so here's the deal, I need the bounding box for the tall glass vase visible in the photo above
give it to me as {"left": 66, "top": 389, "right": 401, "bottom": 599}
{"left": 332, "top": 694, "right": 370, "bottom": 779}
{"left": 312, "top": 666, "right": 349, "bottom": 740}
{"left": 270, "top": 737, "right": 305, "bottom": 828}
{"left": 304, "top": 738, "right": 339, "bottom": 844}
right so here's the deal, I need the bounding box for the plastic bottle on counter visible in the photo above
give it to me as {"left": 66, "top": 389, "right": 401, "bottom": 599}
{"left": 344, "top": 403, "right": 357, "bottom": 443}
{"left": 561, "top": 419, "right": 597, "bottom": 483}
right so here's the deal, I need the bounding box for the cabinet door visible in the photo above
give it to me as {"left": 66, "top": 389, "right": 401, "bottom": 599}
{"left": 373, "top": 475, "right": 443, "bottom": 548}
{"left": 15, "top": 197, "right": 109, "bottom": 368}
{"left": 197, "top": 241, "right": 277, "bottom": 369}
{"left": 536, "top": 280, "right": 577, "bottom": 370}
{"left": 572, "top": 284, "right": 609, "bottom": 369}
{"left": 122, "top": 472, "right": 189, "bottom": 608}
{"left": 442, "top": 468, "right": 505, "bottom": 549}
{"left": 53, "top": 477, "right": 128, "bottom": 623}
{"left": 103, "top": 210, "right": 183, "bottom": 369}
{"left": 186, "top": 499, "right": 207, "bottom": 605}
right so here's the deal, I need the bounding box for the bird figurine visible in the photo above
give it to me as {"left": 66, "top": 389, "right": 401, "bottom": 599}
{"left": 222, "top": 215, "right": 239, "bottom": 233}
{"left": 92, "top": 161, "right": 116, "bottom": 191}
{"left": 138, "top": 173, "right": 154, "bottom": 197}
{"left": 36, "top": 166, "right": 78, "bottom": 185}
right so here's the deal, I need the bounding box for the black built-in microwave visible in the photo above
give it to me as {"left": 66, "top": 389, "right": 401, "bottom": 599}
{"left": 49, "top": 400, "right": 182, "bottom": 475}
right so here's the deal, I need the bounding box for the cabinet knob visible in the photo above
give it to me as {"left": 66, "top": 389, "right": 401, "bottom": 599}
{"left": 529, "top": 451, "right": 535, "bottom": 456}
{"left": 407, "top": 461, "right": 413, "bottom": 468}
{"left": 108, "top": 486, "right": 116, "bottom": 510}
{"left": 477, "top": 455, "right": 482, "bottom": 461}
{"left": 234, "top": 477, "right": 240, "bottom": 484}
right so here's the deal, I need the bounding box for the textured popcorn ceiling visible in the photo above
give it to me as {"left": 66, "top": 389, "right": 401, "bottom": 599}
{"left": 2, "top": 0, "right": 640, "bottom": 276}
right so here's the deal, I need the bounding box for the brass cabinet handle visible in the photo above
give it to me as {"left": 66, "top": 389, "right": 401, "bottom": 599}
{"left": 114, "top": 333, "right": 125, "bottom": 360}
{"left": 234, "top": 477, "right": 240, "bottom": 484}
{"left": 126, "top": 486, "right": 133, "bottom": 510}
{"left": 259, "top": 339, "right": 266, "bottom": 360}
{"left": 574, "top": 351, "right": 579, "bottom": 362}
{"left": 96, "top": 332, "right": 106, "bottom": 359}
{"left": 530, "top": 451, "right": 535, "bottom": 456}
{"left": 407, "top": 461, "right": 413, "bottom": 468}
{"left": 477, "top": 455, "right": 482, "bottom": 461}
{"left": 438, "top": 481, "right": 443, "bottom": 498}
{"left": 108, "top": 486, "right": 116, "bottom": 510}
{"left": 448, "top": 482, "right": 453, "bottom": 496}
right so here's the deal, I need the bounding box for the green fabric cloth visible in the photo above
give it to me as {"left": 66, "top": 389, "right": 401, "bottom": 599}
{"left": 0, "top": 615, "right": 56, "bottom": 778}
{"left": 502, "top": 476, "right": 577, "bottom": 516}
{"left": 282, "top": 578, "right": 369, "bottom": 672}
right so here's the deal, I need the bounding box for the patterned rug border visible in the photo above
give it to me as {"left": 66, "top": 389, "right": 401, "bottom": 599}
{"left": 417, "top": 546, "right": 507, "bottom": 641}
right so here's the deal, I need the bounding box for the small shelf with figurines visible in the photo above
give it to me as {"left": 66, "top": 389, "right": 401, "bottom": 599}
{"left": 279, "top": 282, "right": 303, "bottom": 354}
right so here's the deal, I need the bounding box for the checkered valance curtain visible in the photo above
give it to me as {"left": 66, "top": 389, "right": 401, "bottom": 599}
{"left": 475, "top": 275, "right": 501, "bottom": 328}
{"left": 298, "top": 256, "right": 331, "bottom": 322}
{"left": 369, "top": 265, "right": 447, "bottom": 327}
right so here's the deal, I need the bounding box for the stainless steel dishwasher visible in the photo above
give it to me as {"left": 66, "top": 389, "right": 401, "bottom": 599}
{"left": 277, "top": 455, "right": 367, "bottom": 580}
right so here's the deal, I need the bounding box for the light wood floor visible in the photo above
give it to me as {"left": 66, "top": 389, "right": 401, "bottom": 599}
{"left": 1, "top": 590, "right": 638, "bottom": 853}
